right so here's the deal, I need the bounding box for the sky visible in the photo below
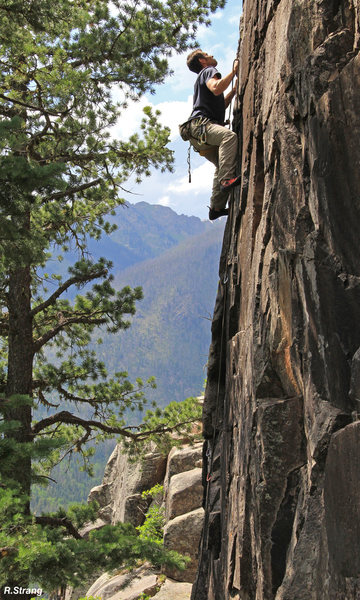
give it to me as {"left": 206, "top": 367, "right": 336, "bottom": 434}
{"left": 112, "top": 0, "right": 243, "bottom": 220}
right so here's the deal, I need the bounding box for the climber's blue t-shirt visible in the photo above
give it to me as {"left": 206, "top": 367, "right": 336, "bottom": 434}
{"left": 189, "top": 66, "right": 225, "bottom": 124}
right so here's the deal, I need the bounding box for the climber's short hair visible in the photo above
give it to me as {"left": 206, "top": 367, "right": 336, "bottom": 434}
{"left": 187, "top": 49, "right": 206, "bottom": 74}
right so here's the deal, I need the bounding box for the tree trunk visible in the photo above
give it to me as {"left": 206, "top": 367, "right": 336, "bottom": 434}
{"left": 6, "top": 262, "right": 33, "bottom": 499}
{"left": 4, "top": 211, "right": 34, "bottom": 600}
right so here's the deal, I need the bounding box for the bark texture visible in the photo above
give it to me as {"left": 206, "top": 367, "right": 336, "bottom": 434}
{"left": 192, "top": 1, "right": 360, "bottom": 598}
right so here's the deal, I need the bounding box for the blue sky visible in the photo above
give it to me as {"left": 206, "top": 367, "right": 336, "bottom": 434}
{"left": 112, "top": 0, "right": 243, "bottom": 220}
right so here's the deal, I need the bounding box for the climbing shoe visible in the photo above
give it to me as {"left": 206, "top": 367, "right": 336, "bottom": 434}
{"left": 209, "top": 207, "right": 229, "bottom": 220}
{"left": 220, "top": 175, "right": 241, "bottom": 191}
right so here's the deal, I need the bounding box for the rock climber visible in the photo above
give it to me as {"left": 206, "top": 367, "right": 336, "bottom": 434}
{"left": 186, "top": 50, "right": 240, "bottom": 220}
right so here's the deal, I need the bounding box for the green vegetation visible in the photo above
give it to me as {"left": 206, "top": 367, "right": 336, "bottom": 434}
{"left": 0, "top": 0, "right": 224, "bottom": 596}
{"left": 137, "top": 485, "right": 165, "bottom": 543}
{"left": 0, "top": 479, "right": 184, "bottom": 592}
{"left": 136, "top": 485, "right": 189, "bottom": 572}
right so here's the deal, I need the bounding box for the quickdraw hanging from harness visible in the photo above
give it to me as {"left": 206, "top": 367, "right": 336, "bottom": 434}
{"left": 187, "top": 145, "right": 192, "bottom": 183}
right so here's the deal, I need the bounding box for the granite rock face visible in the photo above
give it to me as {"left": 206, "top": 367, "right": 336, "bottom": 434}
{"left": 193, "top": 1, "right": 360, "bottom": 599}
{"left": 88, "top": 444, "right": 167, "bottom": 526}
{"left": 151, "top": 579, "right": 193, "bottom": 600}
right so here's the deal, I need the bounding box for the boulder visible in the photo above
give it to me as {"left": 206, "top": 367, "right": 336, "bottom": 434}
{"left": 164, "top": 507, "right": 204, "bottom": 582}
{"left": 163, "top": 444, "right": 202, "bottom": 499}
{"left": 79, "top": 517, "right": 107, "bottom": 538}
{"left": 82, "top": 442, "right": 203, "bottom": 596}
{"left": 86, "top": 565, "right": 158, "bottom": 600}
{"left": 165, "top": 468, "right": 203, "bottom": 521}
{"left": 164, "top": 444, "right": 203, "bottom": 483}
{"left": 152, "top": 579, "right": 192, "bottom": 600}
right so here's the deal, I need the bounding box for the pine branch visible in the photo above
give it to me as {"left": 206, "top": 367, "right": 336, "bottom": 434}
{"left": 31, "top": 410, "right": 199, "bottom": 443}
{"left": 32, "top": 311, "right": 108, "bottom": 352}
{"left": 30, "top": 147, "right": 147, "bottom": 167}
{"left": 49, "top": 386, "right": 99, "bottom": 405}
{"left": 31, "top": 410, "right": 137, "bottom": 439}
{"left": 42, "top": 178, "right": 102, "bottom": 203}
{"left": 51, "top": 382, "right": 148, "bottom": 406}
{"left": 127, "top": 419, "right": 199, "bottom": 442}
{"left": 35, "top": 515, "right": 82, "bottom": 539}
{"left": 30, "top": 266, "right": 108, "bottom": 318}
{"left": 0, "top": 92, "right": 69, "bottom": 117}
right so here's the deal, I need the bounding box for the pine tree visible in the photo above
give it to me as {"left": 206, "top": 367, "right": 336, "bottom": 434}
{"left": 0, "top": 0, "right": 220, "bottom": 596}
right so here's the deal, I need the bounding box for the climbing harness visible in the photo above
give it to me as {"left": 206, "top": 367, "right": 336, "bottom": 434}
{"left": 179, "top": 116, "right": 210, "bottom": 143}
{"left": 179, "top": 116, "right": 212, "bottom": 182}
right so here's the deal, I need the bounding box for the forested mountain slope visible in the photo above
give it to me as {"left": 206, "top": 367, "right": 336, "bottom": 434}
{"left": 96, "top": 223, "right": 224, "bottom": 407}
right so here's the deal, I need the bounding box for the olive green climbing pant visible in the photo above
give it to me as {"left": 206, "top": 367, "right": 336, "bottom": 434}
{"left": 189, "top": 119, "right": 238, "bottom": 210}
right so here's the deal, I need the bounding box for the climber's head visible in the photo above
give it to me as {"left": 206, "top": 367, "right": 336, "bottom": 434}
{"left": 187, "top": 50, "right": 217, "bottom": 73}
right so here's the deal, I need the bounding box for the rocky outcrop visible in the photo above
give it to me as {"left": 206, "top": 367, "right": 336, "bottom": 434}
{"left": 151, "top": 579, "right": 193, "bottom": 600}
{"left": 84, "top": 442, "right": 203, "bottom": 600}
{"left": 165, "top": 468, "right": 203, "bottom": 521}
{"left": 193, "top": 1, "right": 360, "bottom": 599}
{"left": 86, "top": 567, "right": 192, "bottom": 600}
{"left": 87, "top": 444, "right": 167, "bottom": 527}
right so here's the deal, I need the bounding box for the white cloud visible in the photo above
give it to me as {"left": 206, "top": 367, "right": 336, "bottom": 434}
{"left": 164, "top": 53, "right": 195, "bottom": 95}
{"left": 111, "top": 95, "right": 149, "bottom": 139}
{"left": 155, "top": 96, "right": 193, "bottom": 140}
{"left": 212, "top": 9, "right": 225, "bottom": 19}
{"left": 229, "top": 14, "right": 240, "bottom": 25}
{"left": 166, "top": 161, "right": 215, "bottom": 196}
{"left": 157, "top": 195, "right": 171, "bottom": 207}
{"left": 197, "top": 23, "right": 216, "bottom": 42}
{"left": 110, "top": 92, "right": 193, "bottom": 142}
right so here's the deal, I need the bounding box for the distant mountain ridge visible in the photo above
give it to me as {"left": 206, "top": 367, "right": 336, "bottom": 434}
{"left": 88, "top": 201, "right": 214, "bottom": 272}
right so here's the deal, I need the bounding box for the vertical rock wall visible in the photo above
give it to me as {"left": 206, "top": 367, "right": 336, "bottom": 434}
{"left": 192, "top": 1, "right": 360, "bottom": 599}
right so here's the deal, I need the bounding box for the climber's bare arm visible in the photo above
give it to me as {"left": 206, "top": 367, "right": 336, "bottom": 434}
{"left": 206, "top": 60, "right": 238, "bottom": 96}
{"left": 224, "top": 82, "right": 238, "bottom": 108}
